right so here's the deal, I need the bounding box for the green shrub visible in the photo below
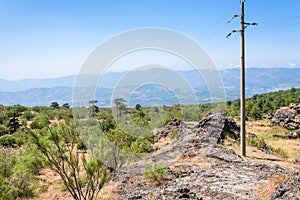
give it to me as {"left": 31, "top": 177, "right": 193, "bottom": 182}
{"left": 0, "top": 125, "right": 7, "bottom": 136}
{"left": 144, "top": 164, "right": 167, "bottom": 184}
{"left": 0, "top": 147, "right": 41, "bottom": 199}
{"left": 12, "top": 130, "right": 29, "bottom": 146}
{"left": 30, "top": 114, "right": 50, "bottom": 129}
{"left": 247, "top": 137, "right": 268, "bottom": 149}
{"left": 31, "top": 123, "right": 109, "bottom": 200}
{"left": 248, "top": 106, "right": 263, "bottom": 120}
{"left": 247, "top": 137, "right": 288, "bottom": 158}
{"left": 0, "top": 135, "right": 17, "bottom": 147}
{"left": 129, "top": 138, "right": 152, "bottom": 153}
{"left": 22, "top": 110, "right": 35, "bottom": 120}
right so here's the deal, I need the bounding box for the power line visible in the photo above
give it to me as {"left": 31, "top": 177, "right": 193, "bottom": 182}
{"left": 198, "top": 2, "right": 240, "bottom": 45}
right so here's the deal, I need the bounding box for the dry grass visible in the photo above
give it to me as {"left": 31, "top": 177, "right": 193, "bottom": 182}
{"left": 227, "top": 142, "right": 300, "bottom": 170}
{"left": 170, "top": 155, "right": 211, "bottom": 170}
{"left": 98, "top": 180, "right": 119, "bottom": 200}
{"left": 246, "top": 119, "right": 300, "bottom": 160}
{"left": 254, "top": 173, "right": 288, "bottom": 200}
{"left": 30, "top": 168, "right": 72, "bottom": 200}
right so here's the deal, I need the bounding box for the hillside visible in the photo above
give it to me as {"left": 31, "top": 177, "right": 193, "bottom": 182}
{"left": 0, "top": 89, "right": 300, "bottom": 199}
{"left": 103, "top": 113, "right": 300, "bottom": 199}
{"left": 27, "top": 112, "right": 300, "bottom": 200}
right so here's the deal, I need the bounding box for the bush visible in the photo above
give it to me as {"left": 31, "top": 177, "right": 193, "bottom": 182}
{"left": 129, "top": 138, "right": 152, "bottom": 153}
{"left": 144, "top": 164, "right": 167, "bottom": 184}
{"left": 248, "top": 106, "right": 263, "bottom": 120}
{"left": 0, "top": 134, "right": 17, "bottom": 147}
{"left": 247, "top": 137, "right": 268, "bottom": 149}
{"left": 0, "top": 125, "right": 7, "bottom": 136}
{"left": 31, "top": 123, "right": 109, "bottom": 200}
{"left": 30, "top": 114, "right": 50, "bottom": 129}
{"left": 12, "top": 130, "right": 29, "bottom": 146}
{"left": 22, "top": 110, "right": 35, "bottom": 120}
{"left": 0, "top": 146, "right": 42, "bottom": 199}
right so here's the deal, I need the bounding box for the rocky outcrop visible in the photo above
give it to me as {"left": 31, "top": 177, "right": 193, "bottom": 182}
{"left": 155, "top": 119, "right": 185, "bottom": 142}
{"left": 270, "top": 171, "right": 300, "bottom": 200}
{"left": 195, "top": 112, "right": 239, "bottom": 143}
{"left": 113, "top": 147, "right": 294, "bottom": 200}
{"left": 273, "top": 129, "right": 300, "bottom": 139}
{"left": 271, "top": 103, "right": 300, "bottom": 130}
{"left": 271, "top": 103, "right": 300, "bottom": 139}
{"left": 108, "top": 113, "right": 299, "bottom": 200}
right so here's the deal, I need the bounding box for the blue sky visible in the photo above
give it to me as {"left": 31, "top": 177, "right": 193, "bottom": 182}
{"left": 0, "top": 0, "right": 299, "bottom": 80}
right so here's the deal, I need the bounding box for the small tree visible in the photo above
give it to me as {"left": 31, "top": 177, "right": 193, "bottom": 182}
{"left": 62, "top": 103, "right": 70, "bottom": 109}
{"left": 7, "top": 110, "right": 20, "bottom": 134}
{"left": 113, "top": 98, "right": 127, "bottom": 123}
{"left": 89, "top": 100, "right": 99, "bottom": 117}
{"left": 31, "top": 123, "right": 109, "bottom": 200}
{"left": 50, "top": 102, "right": 60, "bottom": 109}
{"left": 248, "top": 106, "right": 263, "bottom": 120}
{"left": 135, "top": 104, "right": 141, "bottom": 111}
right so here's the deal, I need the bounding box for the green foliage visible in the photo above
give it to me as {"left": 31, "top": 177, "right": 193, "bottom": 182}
{"left": 31, "top": 123, "right": 109, "bottom": 200}
{"left": 50, "top": 101, "right": 60, "bottom": 109}
{"left": 22, "top": 110, "right": 35, "bottom": 120}
{"left": 247, "top": 137, "right": 268, "bottom": 149}
{"left": 248, "top": 106, "right": 263, "bottom": 120}
{"left": 6, "top": 111, "right": 20, "bottom": 134}
{"left": 169, "top": 129, "right": 178, "bottom": 140}
{"left": 30, "top": 113, "right": 50, "bottom": 129}
{"left": 227, "top": 88, "right": 300, "bottom": 118}
{"left": 129, "top": 138, "right": 152, "bottom": 153}
{"left": 247, "top": 136, "right": 288, "bottom": 158}
{"left": 0, "top": 144, "right": 44, "bottom": 199}
{"left": 285, "top": 97, "right": 299, "bottom": 106}
{"left": 105, "top": 128, "right": 133, "bottom": 149}
{"left": 62, "top": 103, "right": 70, "bottom": 109}
{"left": 13, "top": 130, "right": 30, "bottom": 147}
{"left": 269, "top": 146, "right": 288, "bottom": 158}
{"left": 0, "top": 135, "right": 17, "bottom": 147}
{"left": 98, "top": 111, "right": 116, "bottom": 132}
{"left": 135, "top": 103, "right": 141, "bottom": 111}
{"left": 31, "top": 106, "right": 48, "bottom": 113}
{"left": 0, "top": 125, "right": 7, "bottom": 136}
{"left": 144, "top": 164, "right": 167, "bottom": 184}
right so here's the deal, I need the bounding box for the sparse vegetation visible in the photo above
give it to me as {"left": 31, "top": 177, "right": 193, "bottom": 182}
{"left": 170, "top": 129, "right": 178, "bottom": 140}
{"left": 31, "top": 123, "right": 109, "bottom": 200}
{"left": 0, "top": 88, "right": 299, "bottom": 198}
{"left": 247, "top": 136, "right": 268, "bottom": 149}
{"left": 144, "top": 164, "right": 167, "bottom": 184}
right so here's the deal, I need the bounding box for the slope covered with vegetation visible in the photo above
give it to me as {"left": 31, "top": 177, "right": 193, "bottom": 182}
{"left": 0, "top": 88, "right": 299, "bottom": 199}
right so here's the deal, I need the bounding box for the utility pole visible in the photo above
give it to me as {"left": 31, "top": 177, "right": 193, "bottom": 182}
{"left": 227, "top": 1, "right": 257, "bottom": 157}
{"left": 240, "top": 1, "right": 246, "bottom": 157}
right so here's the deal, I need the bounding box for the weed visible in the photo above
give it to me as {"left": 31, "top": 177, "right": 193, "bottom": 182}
{"left": 144, "top": 164, "right": 167, "bottom": 184}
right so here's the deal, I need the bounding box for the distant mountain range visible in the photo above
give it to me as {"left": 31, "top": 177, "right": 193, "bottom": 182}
{"left": 0, "top": 67, "right": 299, "bottom": 107}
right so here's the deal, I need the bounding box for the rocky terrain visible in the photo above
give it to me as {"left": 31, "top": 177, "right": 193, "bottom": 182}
{"left": 271, "top": 103, "right": 300, "bottom": 139}
{"left": 101, "top": 113, "right": 300, "bottom": 200}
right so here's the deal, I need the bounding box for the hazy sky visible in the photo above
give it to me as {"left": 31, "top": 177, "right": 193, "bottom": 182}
{"left": 0, "top": 0, "right": 299, "bottom": 80}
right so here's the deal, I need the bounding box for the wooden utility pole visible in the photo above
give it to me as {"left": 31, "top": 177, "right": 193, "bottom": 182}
{"left": 240, "top": 1, "right": 246, "bottom": 156}
{"left": 227, "top": 1, "right": 257, "bottom": 157}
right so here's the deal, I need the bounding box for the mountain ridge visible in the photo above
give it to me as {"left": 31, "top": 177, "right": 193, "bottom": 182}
{"left": 0, "top": 67, "right": 299, "bottom": 106}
